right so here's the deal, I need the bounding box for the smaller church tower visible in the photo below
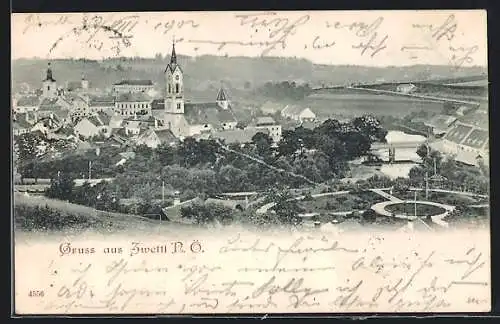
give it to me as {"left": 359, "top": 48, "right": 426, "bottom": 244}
{"left": 216, "top": 82, "right": 229, "bottom": 110}
{"left": 81, "top": 73, "right": 89, "bottom": 90}
{"left": 42, "top": 62, "right": 57, "bottom": 99}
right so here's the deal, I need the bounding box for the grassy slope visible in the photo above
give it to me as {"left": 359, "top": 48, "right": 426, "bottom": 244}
{"left": 13, "top": 192, "right": 158, "bottom": 230}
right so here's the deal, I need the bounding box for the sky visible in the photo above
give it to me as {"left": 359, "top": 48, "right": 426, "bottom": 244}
{"left": 11, "top": 10, "right": 488, "bottom": 67}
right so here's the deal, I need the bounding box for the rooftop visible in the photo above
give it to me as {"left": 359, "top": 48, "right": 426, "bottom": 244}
{"left": 444, "top": 123, "right": 473, "bottom": 144}
{"left": 113, "top": 80, "right": 154, "bottom": 86}
{"left": 16, "top": 96, "right": 40, "bottom": 107}
{"left": 184, "top": 102, "right": 237, "bottom": 127}
{"left": 255, "top": 116, "right": 276, "bottom": 126}
{"left": 116, "top": 92, "right": 152, "bottom": 103}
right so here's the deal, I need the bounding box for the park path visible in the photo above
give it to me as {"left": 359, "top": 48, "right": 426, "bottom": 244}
{"left": 255, "top": 191, "right": 350, "bottom": 215}
{"left": 369, "top": 188, "right": 403, "bottom": 203}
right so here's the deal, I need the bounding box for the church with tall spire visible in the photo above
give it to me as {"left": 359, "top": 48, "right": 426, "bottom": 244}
{"left": 163, "top": 41, "right": 238, "bottom": 139}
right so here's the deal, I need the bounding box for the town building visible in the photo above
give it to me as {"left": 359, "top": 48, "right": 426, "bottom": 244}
{"left": 163, "top": 42, "right": 238, "bottom": 138}
{"left": 89, "top": 95, "right": 115, "bottom": 114}
{"left": 396, "top": 83, "right": 417, "bottom": 94}
{"left": 112, "top": 80, "right": 155, "bottom": 93}
{"left": 429, "top": 107, "right": 489, "bottom": 167}
{"left": 114, "top": 92, "right": 153, "bottom": 118}
{"left": 13, "top": 96, "right": 40, "bottom": 114}
{"left": 249, "top": 116, "right": 282, "bottom": 143}
{"left": 281, "top": 105, "right": 316, "bottom": 122}
{"left": 12, "top": 114, "right": 33, "bottom": 136}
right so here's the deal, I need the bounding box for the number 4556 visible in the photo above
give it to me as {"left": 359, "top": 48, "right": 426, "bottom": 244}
{"left": 28, "top": 290, "right": 44, "bottom": 297}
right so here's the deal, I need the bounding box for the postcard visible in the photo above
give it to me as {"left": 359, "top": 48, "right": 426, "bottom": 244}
{"left": 11, "top": 10, "right": 490, "bottom": 315}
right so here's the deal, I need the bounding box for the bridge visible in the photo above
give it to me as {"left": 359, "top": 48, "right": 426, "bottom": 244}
{"left": 370, "top": 141, "right": 426, "bottom": 163}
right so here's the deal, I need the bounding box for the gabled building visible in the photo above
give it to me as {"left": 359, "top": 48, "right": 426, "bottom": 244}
{"left": 134, "top": 128, "right": 178, "bottom": 148}
{"left": 74, "top": 115, "right": 110, "bottom": 139}
{"left": 281, "top": 105, "right": 316, "bottom": 122}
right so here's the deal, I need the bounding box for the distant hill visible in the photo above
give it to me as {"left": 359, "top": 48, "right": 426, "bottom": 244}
{"left": 12, "top": 55, "right": 487, "bottom": 96}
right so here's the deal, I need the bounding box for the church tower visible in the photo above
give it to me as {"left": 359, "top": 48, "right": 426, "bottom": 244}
{"left": 216, "top": 82, "right": 229, "bottom": 110}
{"left": 164, "top": 40, "right": 187, "bottom": 137}
{"left": 164, "top": 40, "right": 184, "bottom": 114}
{"left": 42, "top": 62, "right": 57, "bottom": 99}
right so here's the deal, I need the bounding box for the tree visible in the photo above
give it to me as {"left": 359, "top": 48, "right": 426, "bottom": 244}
{"left": 45, "top": 173, "right": 75, "bottom": 201}
{"left": 267, "top": 187, "right": 304, "bottom": 225}
{"left": 17, "top": 133, "right": 43, "bottom": 183}
{"left": 351, "top": 115, "right": 388, "bottom": 142}
{"left": 252, "top": 132, "right": 274, "bottom": 161}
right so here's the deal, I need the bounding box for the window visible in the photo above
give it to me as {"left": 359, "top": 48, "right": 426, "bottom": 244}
{"left": 168, "top": 84, "right": 171, "bottom": 93}
{"left": 47, "top": 86, "right": 50, "bottom": 91}
{"left": 176, "top": 83, "right": 179, "bottom": 93}
{"left": 177, "top": 103, "right": 181, "bottom": 110}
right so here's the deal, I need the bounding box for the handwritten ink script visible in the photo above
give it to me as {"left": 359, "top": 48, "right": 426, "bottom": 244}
{"left": 401, "top": 14, "right": 482, "bottom": 68}
{"left": 14, "top": 11, "right": 484, "bottom": 67}
{"left": 14, "top": 230, "right": 490, "bottom": 314}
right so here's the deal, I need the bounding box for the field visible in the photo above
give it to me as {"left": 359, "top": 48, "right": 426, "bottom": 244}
{"left": 302, "top": 93, "right": 445, "bottom": 119}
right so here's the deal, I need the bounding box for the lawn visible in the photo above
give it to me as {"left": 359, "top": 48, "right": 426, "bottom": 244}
{"left": 392, "top": 190, "right": 484, "bottom": 206}
{"left": 298, "top": 190, "right": 387, "bottom": 215}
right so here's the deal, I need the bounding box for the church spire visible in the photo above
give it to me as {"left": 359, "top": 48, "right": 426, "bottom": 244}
{"left": 170, "top": 37, "right": 177, "bottom": 64}
{"left": 217, "top": 81, "right": 227, "bottom": 101}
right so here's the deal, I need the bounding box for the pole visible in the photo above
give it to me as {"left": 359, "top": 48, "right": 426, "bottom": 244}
{"left": 433, "top": 157, "right": 437, "bottom": 176}
{"left": 162, "top": 181, "right": 165, "bottom": 203}
{"left": 88, "top": 160, "right": 92, "bottom": 181}
{"left": 425, "top": 171, "right": 429, "bottom": 200}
